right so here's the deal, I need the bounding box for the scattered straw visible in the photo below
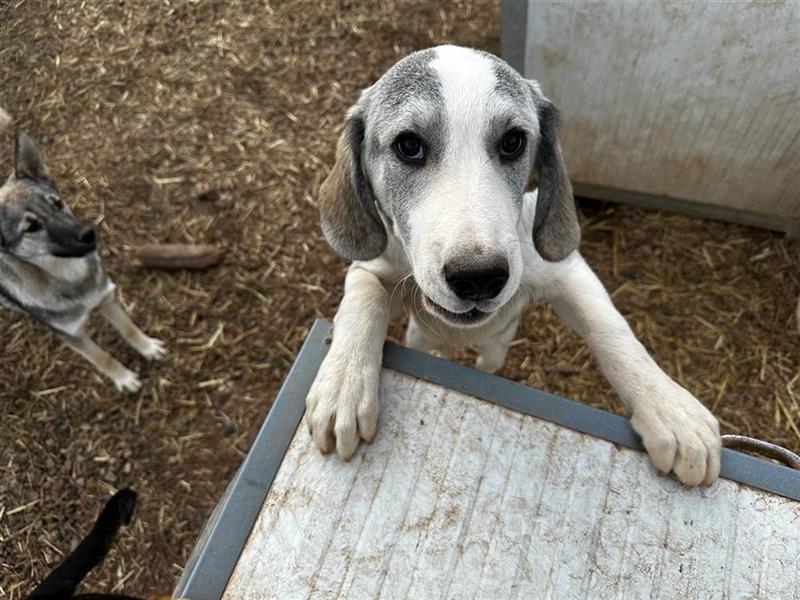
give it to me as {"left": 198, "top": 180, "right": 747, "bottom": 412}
{"left": 1, "top": 0, "right": 799, "bottom": 595}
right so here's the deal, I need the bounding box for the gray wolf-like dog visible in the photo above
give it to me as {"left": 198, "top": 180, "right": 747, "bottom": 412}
{"left": 0, "top": 132, "right": 165, "bottom": 391}
{"left": 307, "top": 45, "right": 720, "bottom": 487}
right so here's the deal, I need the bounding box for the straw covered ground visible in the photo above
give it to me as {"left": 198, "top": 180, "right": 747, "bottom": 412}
{"left": 1, "top": 0, "right": 799, "bottom": 595}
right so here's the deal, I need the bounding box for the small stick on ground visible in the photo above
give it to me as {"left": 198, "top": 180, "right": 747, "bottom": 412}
{"left": 133, "top": 244, "right": 222, "bottom": 270}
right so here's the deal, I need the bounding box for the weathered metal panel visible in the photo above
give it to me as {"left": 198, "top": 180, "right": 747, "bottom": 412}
{"left": 519, "top": 1, "right": 800, "bottom": 220}
{"left": 224, "top": 370, "right": 800, "bottom": 599}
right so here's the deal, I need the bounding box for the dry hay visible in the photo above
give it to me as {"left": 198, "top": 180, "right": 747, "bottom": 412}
{"left": 0, "top": 0, "right": 798, "bottom": 595}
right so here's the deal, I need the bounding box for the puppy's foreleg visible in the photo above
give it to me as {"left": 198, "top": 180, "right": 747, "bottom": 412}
{"left": 547, "top": 256, "right": 720, "bottom": 487}
{"left": 475, "top": 316, "right": 520, "bottom": 373}
{"left": 58, "top": 331, "right": 141, "bottom": 393}
{"left": 98, "top": 294, "right": 166, "bottom": 360}
{"left": 306, "top": 265, "right": 390, "bottom": 459}
{"left": 404, "top": 316, "right": 453, "bottom": 360}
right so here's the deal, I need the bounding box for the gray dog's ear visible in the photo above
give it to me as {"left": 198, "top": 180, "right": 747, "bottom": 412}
{"left": 14, "top": 131, "right": 52, "bottom": 183}
{"left": 318, "top": 109, "right": 387, "bottom": 261}
{"left": 531, "top": 94, "right": 580, "bottom": 262}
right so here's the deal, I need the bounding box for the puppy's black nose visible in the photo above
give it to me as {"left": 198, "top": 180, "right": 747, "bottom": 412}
{"left": 445, "top": 257, "right": 509, "bottom": 302}
{"left": 78, "top": 226, "right": 96, "bottom": 246}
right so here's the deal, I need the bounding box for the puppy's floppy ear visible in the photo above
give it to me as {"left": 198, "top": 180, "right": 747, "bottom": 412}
{"left": 14, "top": 131, "right": 52, "bottom": 183}
{"left": 318, "top": 107, "right": 387, "bottom": 262}
{"left": 530, "top": 91, "right": 580, "bottom": 262}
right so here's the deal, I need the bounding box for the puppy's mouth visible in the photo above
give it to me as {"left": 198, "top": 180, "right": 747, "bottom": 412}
{"left": 422, "top": 295, "right": 492, "bottom": 327}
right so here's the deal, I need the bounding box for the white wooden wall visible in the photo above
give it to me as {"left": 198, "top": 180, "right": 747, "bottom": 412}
{"left": 225, "top": 370, "right": 800, "bottom": 599}
{"left": 518, "top": 1, "right": 800, "bottom": 223}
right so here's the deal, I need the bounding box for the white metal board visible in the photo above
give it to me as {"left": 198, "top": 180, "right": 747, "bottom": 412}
{"left": 512, "top": 1, "right": 800, "bottom": 221}
{"left": 224, "top": 369, "right": 800, "bottom": 600}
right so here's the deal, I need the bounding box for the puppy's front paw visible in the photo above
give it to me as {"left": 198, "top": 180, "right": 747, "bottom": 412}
{"left": 139, "top": 336, "right": 166, "bottom": 361}
{"left": 306, "top": 351, "right": 380, "bottom": 460}
{"left": 630, "top": 381, "right": 721, "bottom": 487}
{"left": 113, "top": 368, "right": 142, "bottom": 393}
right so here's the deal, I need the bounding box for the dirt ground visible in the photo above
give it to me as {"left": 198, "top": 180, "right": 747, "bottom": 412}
{"left": 1, "top": 0, "right": 799, "bottom": 596}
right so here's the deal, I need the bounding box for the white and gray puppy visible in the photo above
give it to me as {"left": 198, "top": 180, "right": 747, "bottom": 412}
{"left": 0, "top": 132, "right": 165, "bottom": 391}
{"left": 308, "top": 45, "right": 721, "bottom": 487}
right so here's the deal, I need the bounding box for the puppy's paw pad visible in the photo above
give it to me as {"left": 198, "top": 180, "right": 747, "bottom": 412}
{"left": 114, "top": 369, "right": 142, "bottom": 393}
{"left": 140, "top": 337, "right": 167, "bottom": 360}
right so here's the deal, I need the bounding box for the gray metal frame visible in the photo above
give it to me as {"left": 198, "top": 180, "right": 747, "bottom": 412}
{"left": 500, "top": 0, "right": 528, "bottom": 74}
{"left": 173, "top": 318, "right": 800, "bottom": 599}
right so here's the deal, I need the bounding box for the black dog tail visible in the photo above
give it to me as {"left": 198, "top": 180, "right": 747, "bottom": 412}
{"left": 26, "top": 489, "right": 137, "bottom": 600}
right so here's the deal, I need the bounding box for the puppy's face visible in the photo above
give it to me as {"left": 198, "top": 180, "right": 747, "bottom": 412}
{"left": 363, "top": 47, "right": 538, "bottom": 326}
{"left": 0, "top": 133, "right": 97, "bottom": 260}
{"left": 319, "top": 46, "right": 579, "bottom": 328}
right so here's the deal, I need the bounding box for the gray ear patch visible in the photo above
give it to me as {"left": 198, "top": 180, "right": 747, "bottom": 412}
{"left": 14, "top": 131, "right": 52, "bottom": 183}
{"left": 531, "top": 96, "right": 580, "bottom": 262}
{"left": 318, "top": 115, "right": 387, "bottom": 262}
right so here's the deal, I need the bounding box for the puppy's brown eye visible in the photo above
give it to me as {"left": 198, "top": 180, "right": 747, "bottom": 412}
{"left": 499, "top": 130, "right": 526, "bottom": 160}
{"left": 25, "top": 220, "right": 42, "bottom": 233}
{"left": 394, "top": 133, "right": 425, "bottom": 164}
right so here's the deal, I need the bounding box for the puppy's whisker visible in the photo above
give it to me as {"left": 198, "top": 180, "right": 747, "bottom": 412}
{"left": 388, "top": 271, "right": 414, "bottom": 309}
{"left": 413, "top": 288, "right": 447, "bottom": 342}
